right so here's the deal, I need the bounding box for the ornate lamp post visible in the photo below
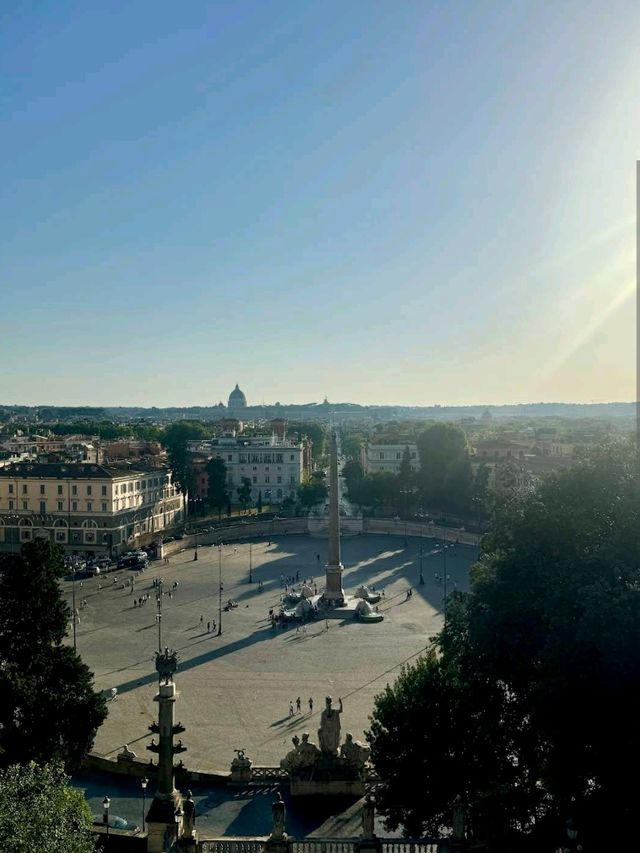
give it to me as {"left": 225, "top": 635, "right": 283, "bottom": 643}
{"left": 102, "top": 796, "right": 110, "bottom": 836}
{"left": 217, "top": 544, "right": 223, "bottom": 636}
{"left": 141, "top": 777, "right": 148, "bottom": 833}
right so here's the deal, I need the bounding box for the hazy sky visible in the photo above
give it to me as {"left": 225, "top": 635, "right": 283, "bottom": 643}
{"left": 1, "top": 1, "right": 637, "bottom": 407}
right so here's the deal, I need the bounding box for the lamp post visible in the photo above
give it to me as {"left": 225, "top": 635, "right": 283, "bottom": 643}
{"left": 156, "top": 580, "right": 163, "bottom": 654}
{"left": 174, "top": 806, "right": 183, "bottom": 845}
{"left": 217, "top": 544, "right": 223, "bottom": 636}
{"left": 248, "top": 541, "right": 253, "bottom": 584}
{"left": 141, "top": 777, "right": 148, "bottom": 833}
{"left": 194, "top": 528, "right": 199, "bottom": 561}
{"left": 102, "top": 796, "right": 110, "bottom": 836}
{"left": 442, "top": 543, "right": 452, "bottom": 625}
{"left": 419, "top": 540, "right": 424, "bottom": 586}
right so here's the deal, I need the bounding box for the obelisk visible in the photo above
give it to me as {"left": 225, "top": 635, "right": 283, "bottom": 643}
{"left": 322, "top": 431, "right": 345, "bottom": 606}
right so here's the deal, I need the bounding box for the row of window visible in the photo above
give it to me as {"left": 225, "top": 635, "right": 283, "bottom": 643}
{"left": 228, "top": 453, "right": 296, "bottom": 464}
{"left": 5, "top": 478, "right": 171, "bottom": 499}
{"left": 8, "top": 483, "right": 110, "bottom": 496}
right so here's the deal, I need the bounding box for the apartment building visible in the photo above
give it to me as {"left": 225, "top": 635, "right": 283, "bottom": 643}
{"left": 361, "top": 442, "right": 419, "bottom": 476}
{"left": 0, "top": 462, "right": 184, "bottom": 556}
{"left": 188, "top": 435, "right": 306, "bottom": 504}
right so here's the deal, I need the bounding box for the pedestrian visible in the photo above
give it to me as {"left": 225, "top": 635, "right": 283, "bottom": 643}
{"left": 325, "top": 619, "right": 329, "bottom": 631}
{"left": 316, "top": 554, "right": 320, "bottom": 563}
{"left": 200, "top": 615, "right": 204, "bottom": 626}
{"left": 289, "top": 701, "right": 294, "bottom": 717}
{"left": 207, "top": 621, "right": 210, "bottom": 633}
{"left": 308, "top": 697, "right": 313, "bottom": 713}
{"left": 212, "top": 620, "right": 216, "bottom": 633}
{"left": 296, "top": 697, "right": 301, "bottom": 713}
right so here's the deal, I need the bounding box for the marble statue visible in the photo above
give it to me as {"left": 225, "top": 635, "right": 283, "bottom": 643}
{"left": 271, "top": 791, "right": 286, "bottom": 839}
{"left": 182, "top": 790, "right": 196, "bottom": 837}
{"left": 280, "top": 732, "right": 320, "bottom": 772}
{"left": 318, "top": 696, "right": 343, "bottom": 755}
{"left": 361, "top": 795, "right": 375, "bottom": 839}
{"left": 340, "top": 732, "right": 370, "bottom": 771}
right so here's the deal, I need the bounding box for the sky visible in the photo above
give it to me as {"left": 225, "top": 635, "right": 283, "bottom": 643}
{"left": 1, "top": 0, "right": 638, "bottom": 407}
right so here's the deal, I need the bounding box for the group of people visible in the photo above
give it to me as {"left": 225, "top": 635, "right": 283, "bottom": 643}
{"left": 288, "top": 696, "right": 314, "bottom": 716}
{"left": 199, "top": 615, "right": 217, "bottom": 633}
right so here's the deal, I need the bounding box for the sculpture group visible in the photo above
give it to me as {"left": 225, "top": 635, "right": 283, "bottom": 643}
{"left": 280, "top": 697, "right": 370, "bottom": 795}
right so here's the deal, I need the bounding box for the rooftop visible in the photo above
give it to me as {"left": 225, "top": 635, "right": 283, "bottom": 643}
{"left": 0, "top": 462, "right": 171, "bottom": 480}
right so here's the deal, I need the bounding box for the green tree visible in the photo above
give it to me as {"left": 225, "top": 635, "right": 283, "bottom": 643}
{"left": 205, "top": 456, "right": 228, "bottom": 519}
{"left": 237, "top": 477, "right": 253, "bottom": 513}
{"left": 0, "top": 541, "right": 107, "bottom": 771}
{"left": 398, "top": 444, "right": 414, "bottom": 489}
{"left": 0, "top": 761, "right": 95, "bottom": 853}
{"left": 297, "top": 480, "right": 328, "bottom": 509}
{"left": 287, "top": 422, "right": 327, "bottom": 463}
{"left": 368, "top": 442, "right": 640, "bottom": 849}
{"left": 161, "top": 421, "right": 211, "bottom": 495}
{"left": 416, "top": 424, "right": 472, "bottom": 514}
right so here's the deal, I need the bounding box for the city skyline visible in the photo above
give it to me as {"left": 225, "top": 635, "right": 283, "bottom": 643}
{"left": 2, "top": 2, "right": 638, "bottom": 407}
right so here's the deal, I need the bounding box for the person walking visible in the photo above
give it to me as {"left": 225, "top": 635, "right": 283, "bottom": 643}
{"left": 296, "top": 697, "right": 301, "bottom": 714}
{"left": 308, "top": 697, "right": 313, "bottom": 713}
{"left": 289, "top": 701, "right": 294, "bottom": 718}
{"left": 200, "top": 615, "right": 204, "bottom": 627}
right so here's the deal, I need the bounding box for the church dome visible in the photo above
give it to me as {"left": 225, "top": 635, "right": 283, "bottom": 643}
{"left": 228, "top": 384, "right": 247, "bottom": 409}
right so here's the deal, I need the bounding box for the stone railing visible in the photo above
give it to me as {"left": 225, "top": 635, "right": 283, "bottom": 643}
{"left": 201, "top": 839, "right": 268, "bottom": 853}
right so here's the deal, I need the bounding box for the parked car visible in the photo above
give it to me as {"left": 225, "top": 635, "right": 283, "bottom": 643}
{"left": 93, "top": 815, "right": 140, "bottom": 832}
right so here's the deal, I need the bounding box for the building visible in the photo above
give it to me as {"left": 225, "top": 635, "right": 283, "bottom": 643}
{"left": 227, "top": 384, "right": 248, "bottom": 417}
{"left": 0, "top": 462, "right": 185, "bottom": 557}
{"left": 361, "top": 443, "right": 419, "bottom": 475}
{"left": 188, "top": 434, "right": 306, "bottom": 504}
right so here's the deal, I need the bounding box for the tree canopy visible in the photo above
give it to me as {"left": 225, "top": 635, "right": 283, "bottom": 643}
{"left": 0, "top": 541, "right": 106, "bottom": 771}
{"left": 205, "top": 456, "right": 229, "bottom": 517}
{"left": 297, "top": 480, "right": 328, "bottom": 509}
{"left": 0, "top": 761, "right": 95, "bottom": 853}
{"left": 237, "top": 477, "right": 253, "bottom": 511}
{"left": 416, "top": 423, "right": 472, "bottom": 514}
{"left": 367, "top": 442, "right": 639, "bottom": 850}
{"left": 161, "top": 421, "right": 211, "bottom": 494}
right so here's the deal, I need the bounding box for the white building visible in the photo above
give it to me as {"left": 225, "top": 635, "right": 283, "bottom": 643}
{"left": 0, "top": 462, "right": 185, "bottom": 556}
{"left": 188, "top": 435, "right": 305, "bottom": 504}
{"left": 361, "top": 442, "right": 419, "bottom": 475}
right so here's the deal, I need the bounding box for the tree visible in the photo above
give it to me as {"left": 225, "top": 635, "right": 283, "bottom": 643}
{"left": 205, "top": 456, "right": 228, "bottom": 519}
{"left": 0, "top": 761, "right": 95, "bottom": 853}
{"left": 237, "top": 477, "right": 252, "bottom": 513}
{"left": 161, "top": 421, "right": 211, "bottom": 495}
{"left": 0, "top": 541, "right": 107, "bottom": 771}
{"left": 368, "top": 442, "right": 640, "bottom": 849}
{"left": 297, "top": 480, "right": 328, "bottom": 509}
{"left": 416, "top": 424, "right": 472, "bottom": 514}
{"left": 398, "top": 444, "right": 413, "bottom": 489}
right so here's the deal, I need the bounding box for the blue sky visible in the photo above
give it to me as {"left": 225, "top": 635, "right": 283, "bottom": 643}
{"left": 1, "top": 1, "right": 637, "bottom": 406}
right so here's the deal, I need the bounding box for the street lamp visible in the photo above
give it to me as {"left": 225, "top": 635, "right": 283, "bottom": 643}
{"left": 217, "top": 544, "right": 223, "bottom": 636}
{"left": 174, "top": 806, "right": 183, "bottom": 845}
{"left": 102, "top": 796, "right": 110, "bottom": 836}
{"left": 248, "top": 541, "right": 253, "bottom": 584}
{"left": 156, "top": 580, "right": 163, "bottom": 655}
{"left": 141, "top": 777, "right": 148, "bottom": 833}
{"left": 194, "top": 528, "right": 199, "bottom": 561}
{"left": 419, "top": 539, "right": 424, "bottom": 586}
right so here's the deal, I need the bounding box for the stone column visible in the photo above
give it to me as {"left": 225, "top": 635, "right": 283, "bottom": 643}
{"left": 146, "top": 680, "right": 184, "bottom": 853}
{"left": 322, "top": 432, "right": 344, "bottom": 606}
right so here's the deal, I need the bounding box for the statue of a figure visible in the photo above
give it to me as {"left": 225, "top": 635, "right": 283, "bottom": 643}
{"left": 452, "top": 794, "right": 465, "bottom": 841}
{"left": 155, "top": 647, "right": 179, "bottom": 684}
{"left": 271, "top": 791, "right": 286, "bottom": 840}
{"left": 340, "top": 732, "right": 370, "bottom": 771}
{"left": 182, "top": 790, "right": 196, "bottom": 838}
{"left": 318, "top": 696, "right": 343, "bottom": 755}
{"left": 297, "top": 732, "right": 320, "bottom": 766}
{"left": 361, "top": 795, "right": 375, "bottom": 840}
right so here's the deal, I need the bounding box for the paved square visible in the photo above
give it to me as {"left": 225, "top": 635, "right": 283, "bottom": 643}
{"left": 65, "top": 533, "right": 477, "bottom": 772}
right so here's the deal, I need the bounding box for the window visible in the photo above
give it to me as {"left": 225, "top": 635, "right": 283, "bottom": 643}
{"left": 87, "top": 485, "right": 92, "bottom": 496}
{"left": 141, "top": 480, "right": 146, "bottom": 489}
{"left": 102, "top": 502, "right": 107, "bottom": 512}
{"left": 39, "top": 501, "right": 46, "bottom": 513}
{"left": 72, "top": 501, "right": 78, "bottom": 511}
{"left": 22, "top": 484, "right": 28, "bottom": 494}
{"left": 228, "top": 455, "right": 233, "bottom": 462}
{"left": 396, "top": 453, "right": 401, "bottom": 460}
{"left": 275, "top": 454, "right": 283, "bottom": 463}
{"left": 101, "top": 485, "right": 107, "bottom": 496}
{"left": 87, "top": 502, "right": 93, "bottom": 512}
{"left": 8, "top": 500, "right": 14, "bottom": 510}
{"left": 252, "top": 476, "right": 257, "bottom": 484}
{"left": 136, "top": 482, "right": 141, "bottom": 490}
{"left": 290, "top": 455, "right": 294, "bottom": 461}
{"left": 40, "top": 484, "right": 45, "bottom": 495}
{"left": 55, "top": 531, "right": 66, "bottom": 542}
{"left": 72, "top": 484, "right": 77, "bottom": 495}
{"left": 58, "top": 484, "right": 63, "bottom": 495}
{"left": 22, "top": 501, "right": 28, "bottom": 510}
{"left": 128, "top": 483, "right": 133, "bottom": 492}
{"left": 265, "top": 476, "right": 270, "bottom": 483}
{"left": 57, "top": 501, "right": 63, "bottom": 511}
{"left": 379, "top": 453, "right": 384, "bottom": 460}
{"left": 277, "top": 476, "right": 282, "bottom": 484}
{"left": 290, "top": 475, "right": 296, "bottom": 484}
{"left": 8, "top": 484, "right": 13, "bottom": 494}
